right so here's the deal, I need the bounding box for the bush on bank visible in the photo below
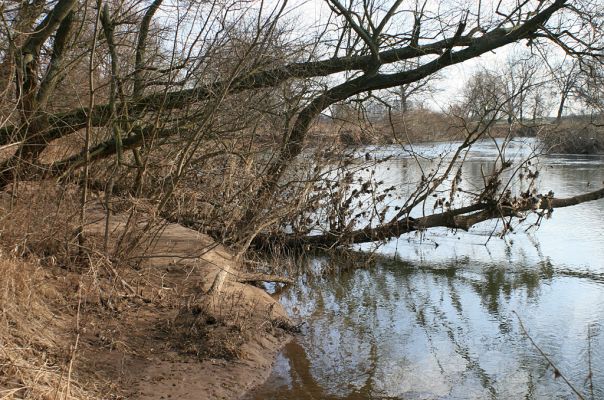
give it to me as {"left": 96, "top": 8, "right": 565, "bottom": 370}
{"left": 539, "top": 118, "right": 604, "bottom": 155}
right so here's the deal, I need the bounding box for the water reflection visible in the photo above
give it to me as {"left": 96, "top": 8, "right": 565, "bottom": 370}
{"left": 249, "top": 258, "right": 604, "bottom": 399}
{"left": 246, "top": 140, "right": 604, "bottom": 400}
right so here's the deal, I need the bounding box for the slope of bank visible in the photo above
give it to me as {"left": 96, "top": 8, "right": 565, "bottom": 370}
{"left": 0, "top": 183, "right": 292, "bottom": 399}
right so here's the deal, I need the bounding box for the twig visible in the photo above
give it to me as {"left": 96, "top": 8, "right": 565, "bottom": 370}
{"left": 0, "top": 142, "right": 22, "bottom": 152}
{"left": 235, "top": 272, "right": 294, "bottom": 285}
{"left": 102, "top": 258, "right": 136, "bottom": 295}
{"left": 513, "top": 311, "right": 586, "bottom": 400}
{"left": 78, "top": 0, "right": 102, "bottom": 256}
{"left": 65, "top": 282, "right": 82, "bottom": 400}
{"left": 586, "top": 324, "right": 595, "bottom": 400}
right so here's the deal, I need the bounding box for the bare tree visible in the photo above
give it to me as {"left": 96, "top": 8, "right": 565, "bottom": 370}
{"left": 553, "top": 59, "right": 581, "bottom": 121}
{"left": 500, "top": 51, "right": 543, "bottom": 123}
{"left": 576, "top": 59, "right": 604, "bottom": 114}
{"left": 0, "top": 0, "right": 603, "bottom": 252}
{"left": 460, "top": 69, "right": 508, "bottom": 122}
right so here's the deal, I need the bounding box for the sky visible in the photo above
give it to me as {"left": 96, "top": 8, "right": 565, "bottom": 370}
{"left": 280, "top": 0, "right": 575, "bottom": 115}
{"left": 153, "top": 0, "right": 580, "bottom": 116}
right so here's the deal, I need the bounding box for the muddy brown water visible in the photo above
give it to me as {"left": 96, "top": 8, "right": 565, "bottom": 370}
{"left": 246, "top": 138, "right": 604, "bottom": 400}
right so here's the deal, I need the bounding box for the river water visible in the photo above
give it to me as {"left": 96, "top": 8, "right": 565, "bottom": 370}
{"left": 247, "top": 138, "right": 604, "bottom": 400}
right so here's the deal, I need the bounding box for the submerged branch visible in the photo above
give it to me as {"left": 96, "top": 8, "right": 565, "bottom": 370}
{"left": 514, "top": 311, "right": 586, "bottom": 400}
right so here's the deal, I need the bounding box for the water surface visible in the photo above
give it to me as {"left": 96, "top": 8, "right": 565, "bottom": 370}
{"left": 247, "top": 139, "right": 604, "bottom": 399}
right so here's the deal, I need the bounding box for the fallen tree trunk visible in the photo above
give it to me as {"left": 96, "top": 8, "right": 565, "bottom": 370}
{"left": 250, "top": 187, "right": 604, "bottom": 250}
{"left": 0, "top": 37, "right": 468, "bottom": 148}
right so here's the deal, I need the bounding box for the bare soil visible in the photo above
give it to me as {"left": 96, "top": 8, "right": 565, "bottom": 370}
{"left": 0, "top": 184, "right": 293, "bottom": 399}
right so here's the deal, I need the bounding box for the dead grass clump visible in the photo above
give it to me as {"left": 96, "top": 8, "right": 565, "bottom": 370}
{"left": 0, "top": 254, "right": 93, "bottom": 399}
{"left": 169, "top": 284, "right": 289, "bottom": 361}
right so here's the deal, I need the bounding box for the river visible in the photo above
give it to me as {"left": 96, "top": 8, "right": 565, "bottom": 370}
{"left": 246, "top": 138, "right": 604, "bottom": 400}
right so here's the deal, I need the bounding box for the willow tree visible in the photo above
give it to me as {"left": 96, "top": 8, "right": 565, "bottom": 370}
{"left": 0, "top": 0, "right": 603, "bottom": 251}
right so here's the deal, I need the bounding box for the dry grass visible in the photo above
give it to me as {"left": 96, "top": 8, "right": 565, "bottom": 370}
{"left": 309, "top": 109, "right": 469, "bottom": 146}
{"left": 171, "top": 303, "right": 248, "bottom": 360}
{"left": 0, "top": 254, "right": 94, "bottom": 399}
{"left": 0, "top": 182, "right": 81, "bottom": 266}
{"left": 0, "top": 183, "right": 105, "bottom": 399}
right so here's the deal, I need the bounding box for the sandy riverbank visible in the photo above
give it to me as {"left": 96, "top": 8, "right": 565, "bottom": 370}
{"left": 0, "top": 183, "right": 292, "bottom": 399}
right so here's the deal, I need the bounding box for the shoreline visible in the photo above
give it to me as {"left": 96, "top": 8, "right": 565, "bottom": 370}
{"left": 83, "top": 204, "right": 295, "bottom": 399}
{"left": 0, "top": 184, "right": 293, "bottom": 399}
{"left": 4, "top": 137, "right": 602, "bottom": 398}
